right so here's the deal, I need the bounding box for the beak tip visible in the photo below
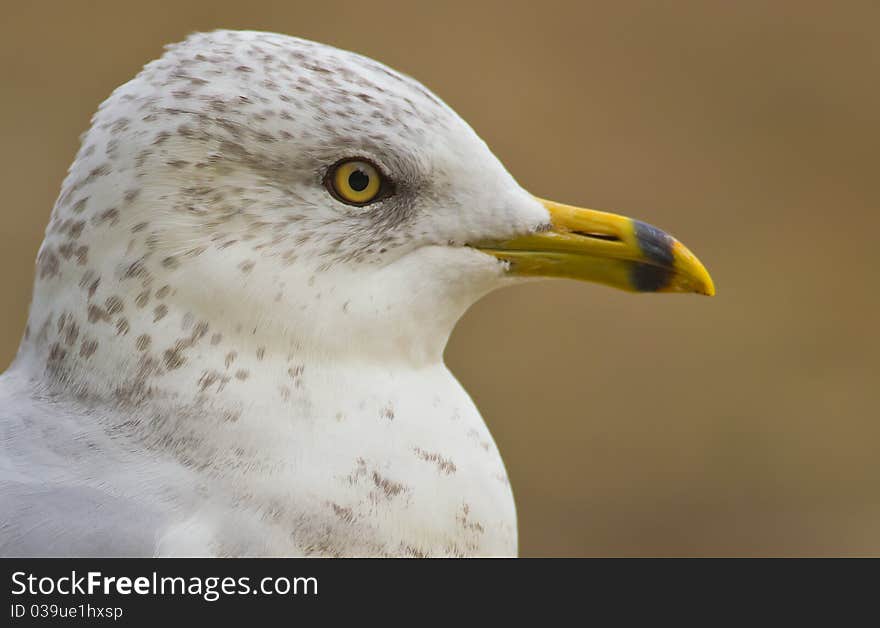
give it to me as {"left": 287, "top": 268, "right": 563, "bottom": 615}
{"left": 670, "top": 239, "right": 715, "bottom": 297}
{"left": 692, "top": 268, "right": 715, "bottom": 296}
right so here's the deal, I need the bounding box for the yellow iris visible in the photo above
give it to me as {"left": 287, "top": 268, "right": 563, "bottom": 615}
{"left": 331, "top": 160, "right": 382, "bottom": 205}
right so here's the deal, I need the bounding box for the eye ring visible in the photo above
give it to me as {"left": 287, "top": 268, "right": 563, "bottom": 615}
{"left": 324, "top": 159, "right": 390, "bottom": 206}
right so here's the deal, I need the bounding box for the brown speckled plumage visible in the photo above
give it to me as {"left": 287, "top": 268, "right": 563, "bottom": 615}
{"left": 0, "top": 29, "right": 552, "bottom": 557}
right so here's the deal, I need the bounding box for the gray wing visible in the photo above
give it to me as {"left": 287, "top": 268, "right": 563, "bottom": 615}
{"left": 0, "top": 372, "right": 181, "bottom": 557}
{"left": 0, "top": 482, "right": 162, "bottom": 557}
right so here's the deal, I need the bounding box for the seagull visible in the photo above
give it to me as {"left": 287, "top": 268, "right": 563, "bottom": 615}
{"left": 0, "top": 30, "right": 714, "bottom": 557}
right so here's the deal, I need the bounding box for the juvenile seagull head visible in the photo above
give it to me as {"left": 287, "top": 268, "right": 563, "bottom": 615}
{"left": 8, "top": 30, "right": 717, "bottom": 558}
{"left": 26, "top": 30, "right": 713, "bottom": 385}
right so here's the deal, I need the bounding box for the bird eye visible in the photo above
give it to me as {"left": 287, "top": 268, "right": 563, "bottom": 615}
{"left": 326, "top": 159, "right": 385, "bottom": 206}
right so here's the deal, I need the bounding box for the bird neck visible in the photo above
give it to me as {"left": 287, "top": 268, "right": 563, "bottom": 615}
{"left": 14, "top": 248, "right": 499, "bottom": 417}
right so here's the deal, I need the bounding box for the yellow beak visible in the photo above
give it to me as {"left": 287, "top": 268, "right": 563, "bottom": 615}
{"left": 476, "top": 198, "right": 715, "bottom": 295}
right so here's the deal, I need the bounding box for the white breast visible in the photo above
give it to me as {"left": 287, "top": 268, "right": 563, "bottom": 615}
{"left": 164, "top": 363, "right": 518, "bottom": 557}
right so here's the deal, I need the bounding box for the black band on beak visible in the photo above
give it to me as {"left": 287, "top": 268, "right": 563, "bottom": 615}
{"left": 631, "top": 220, "right": 675, "bottom": 292}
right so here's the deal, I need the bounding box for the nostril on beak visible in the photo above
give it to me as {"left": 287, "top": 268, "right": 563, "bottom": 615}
{"left": 571, "top": 230, "right": 622, "bottom": 243}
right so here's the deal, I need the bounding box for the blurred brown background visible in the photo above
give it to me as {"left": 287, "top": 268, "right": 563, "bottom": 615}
{"left": 2, "top": 1, "right": 878, "bottom": 556}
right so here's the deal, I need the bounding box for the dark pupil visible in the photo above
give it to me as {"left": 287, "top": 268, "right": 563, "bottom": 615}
{"left": 348, "top": 169, "right": 370, "bottom": 192}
